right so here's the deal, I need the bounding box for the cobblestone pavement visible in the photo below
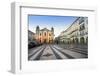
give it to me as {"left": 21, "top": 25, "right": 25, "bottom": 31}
{"left": 28, "top": 44, "right": 88, "bottom": 60}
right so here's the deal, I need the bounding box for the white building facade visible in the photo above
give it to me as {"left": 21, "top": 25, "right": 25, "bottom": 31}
{"left": 58, "top": 17, "right": 88, "bottom": 45}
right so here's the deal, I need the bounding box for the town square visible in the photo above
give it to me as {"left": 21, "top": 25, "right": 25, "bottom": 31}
{"left": 28, "top": 15, "right": 88, "bottom": 60}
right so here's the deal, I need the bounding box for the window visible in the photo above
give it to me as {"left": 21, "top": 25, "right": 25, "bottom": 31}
{"left": 40, "top": 38, "right": 41, "bottom": 43}
{"left": 40, "top": 33, "right": 41, "bottom": 36}
{"left": 79, "top": 23, "right": 85, "bottom": 31}
{"left": 44, "top": 32, "right": 46, "bottom": 36}
{"left": 49, "top": 34, "right": 51, "bottom": 36}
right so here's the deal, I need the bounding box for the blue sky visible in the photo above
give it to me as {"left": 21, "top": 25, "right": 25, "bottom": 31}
{"left": 28, "top": 15, "right": 78, "bottom": 37}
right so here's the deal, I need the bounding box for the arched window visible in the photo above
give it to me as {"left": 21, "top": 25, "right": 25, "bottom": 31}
{"left": 40, "top": 38, "right": 41, "bottom": 43}
{"left": 49, "top": 34, "right": 51, "bottom": 36}
{"left": 40, "top": 33, "right": 41, "bottom": 36}
{"left": 80, "top": 37, "right": 85, "bottom": 44}
{"left": 44, "top": 32, "right": 46, "bottom": 36}
{"left": 75, "top": 38, "right": 78, "bottom": 44}
{"left": 73, "top": 39, "right": 75, "bottom": 44}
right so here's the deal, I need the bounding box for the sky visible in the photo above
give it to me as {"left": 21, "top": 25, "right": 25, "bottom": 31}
{"left": 28, "top": 15, "right": 78, "bottom": 37}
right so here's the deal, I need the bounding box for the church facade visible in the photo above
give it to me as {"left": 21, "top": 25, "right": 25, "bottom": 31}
{"left": 35, "top": 26, "right": 54, "bottom": 44}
